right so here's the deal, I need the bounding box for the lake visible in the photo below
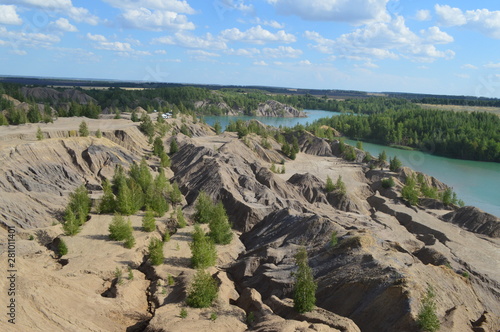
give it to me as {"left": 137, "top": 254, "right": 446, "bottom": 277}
{"left": 202, "top": 110, "right": 500, "bottom": 218}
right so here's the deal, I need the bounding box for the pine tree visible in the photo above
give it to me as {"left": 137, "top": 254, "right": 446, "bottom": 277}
{"left": 186, "top": 269, "right": 218, "bottom": 308}
{"left": 208, "top": 202, "right": 233, "bottom": 245}
{"left": 142, "top": 209, "right": 156, "bottom": 232}
{"left": 153, "top": 137, "right": 165, "bottom": 157}
{"left": 148, "top": 238, "right": 164, "bottom": 265}
{"left": 108, "top": 214, "right": 134, "bottom": 246}
{"left": 99, "top": 179, "right": 116, "bottom": 214}
{"left": 389, "top": 156, "right": 402, "bottom": 172}
{"left": 378, "top": 150, "right": 387, "bottom": 163}
{"left": 79, "top": 120, "right": 89, "bottom": 137}
{"left": 36, "top": 126, "right": 44, "bottom": 140}
{"left": 58, "top": 238, "right": 68, "bottom": 257}
{"left": 213, "top": 121, "right": 222, "bottom": 135}
{"left": 67, "top": 185, "right": 91, "bottom": 225}
{"left": 170, "top": 138, "right": 178, "bottom": 154}
{"left": 194, "top": 191, "right": 213, "bottom": 224}
{"left": 170, "top": 182, "right": 182, "bottom": 205}
{"left": 177, "top": 208, "right": 187, "bottom": 228}
{"left": 63, "top": 209, "right": 80, "bottom": 236}
{"left": 293, "top": 247, "right": 317, "bottom": 313}
{"left": 335, "top": 175, "right": 346, "bottom": 195}
{"left": 190, "top": 225, "right": 217, "bottom": 269}
{"left": 27, "top": 104, "right": 41, "bottom": 123}
{"left": 116, "top": 178, "right": 134, "bottom": 215}
{"left": 325, "top": 175, "right": 335, "bottom": 192}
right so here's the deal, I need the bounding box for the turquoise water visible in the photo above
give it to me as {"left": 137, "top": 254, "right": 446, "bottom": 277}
{"left": 203, "top": 110, "right": 500, "bottom": 217}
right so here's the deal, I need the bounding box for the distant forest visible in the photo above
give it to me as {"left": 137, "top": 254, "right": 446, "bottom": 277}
{"left": 0, "top": 81, "right": 499, "bottom": 162}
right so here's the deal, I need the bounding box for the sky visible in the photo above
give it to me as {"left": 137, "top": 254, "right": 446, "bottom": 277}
{"left": 0, "top": 0, "right": 500, "bottom": 97}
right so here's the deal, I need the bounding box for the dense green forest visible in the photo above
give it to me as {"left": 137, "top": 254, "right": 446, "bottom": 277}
{"left": 305, "top": 98, "right": 500, "bottom": 162}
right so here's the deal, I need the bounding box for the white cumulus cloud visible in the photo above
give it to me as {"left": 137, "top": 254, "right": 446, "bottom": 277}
{"left": 153, "top": 32, "right": 228, "bottom": 50}
{"left": 415, "top": 9, "right": 431, "bottom": 21}
{"left": 220, "top": 25, "right": 296, "bottom": 44}
{"left": 263, "top": 46, "right": 302, "bottom": 58}
{"left": 0, "top": 5, "right": 22, "bottom": 25}
{"left": 49, "top": 18, "right": 77, "bottom": 32}
{"left": 119, "top": 7, "right": 195, "bottom": 31}
{"left": 435, "top": 5, "right": 500, "bottom": 39}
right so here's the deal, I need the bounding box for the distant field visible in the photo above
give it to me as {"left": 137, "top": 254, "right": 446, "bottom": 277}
{"left": 50, "top": 85, "right": 147, "bottom": 91}
{"left": 418, "top": 103, "right": 500, "bottom": 116}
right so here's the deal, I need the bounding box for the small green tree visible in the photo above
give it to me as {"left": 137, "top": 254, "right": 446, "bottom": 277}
{"left": 96, "top": 128, "right": 102, "bottom": 138}
{"left": 356, "top": 141, "right": 363, "bottom": 150}
{"left": 208, "top": 202, "right": 233, "bottom": 245}
{"left": 177, "top": 208, "right": 187, "bottom": 228}
{"left": 115, "top": 178, "right": 135, "bottom": 215}
{"left": 170, "top": 138, "right": 178, "bottom": 154}
{"left": 99, "top": 179, "right": 116, "bottom": 214}
{"left": 63, "top": 209, "right": 80, "bottom": 236}
{"left": 160, "top": 152, "right": 171, "bottom": 167}
{"left": 124, "top": 235, "right": 136, "bottom": 249}
{"left": 186, "top": 269, "right": 218, "bottom": 308}
{"left": 67, "top": 184, "right": 91, "bottom": 226}
{"left": 330, "top": 231, "right": 338, "bottom": 247}
{"left": 378, "top": 150, "right": 387, "bottom": 163}
{"left": 335, "top": 175, "right": 346, "bottom": 196}
{"left": 58, "top": 238, "right": 68, "bottom": 257}
{"left": 293, "top": 247, "right": 317, "bottom": 313}
{"left": 381, "top": 177, "right": 396, "bottom": 189}
{"left": 389, "top": 156, "right": 402, "bottom": 172}
{"left": 153, "top": 137, "right": 165, "bottom": 157}
{"left": 190, "top": 225, "right": 217, "bottom": 269}
{"left": 79, "top": 120, "right": 89, "bottom": 137}
{"left": 325, "top": 175, "right": 335, "bottom": 193}
{"left": 417, "top": 286, "right": 440, "bottom": 332}
{"left": 402, "top": 175, "right": 419, "bottom": 205}
{"left": 170, "top": 182, "right": 183, "bottom": 205}
{"left": 213, "top": 121, "right": 222, "bottom": 135}
{"left": 36, "top": 126, "right": 44, "bottom": 140}
{"left": 148, "top": 238, "right": 165, "bottom": 266}
{"left": 109, "top": 214, "right": 133, "bottom": 242}
{"left": 194, "top": 191, "right": 213, "bottom": 224}
{"left": 142, "top": 209, "right": 156, "bottom": 232}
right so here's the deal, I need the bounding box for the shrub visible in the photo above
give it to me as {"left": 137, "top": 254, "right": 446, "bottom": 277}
{"left": 170, "top": 182, "right": 183, "bottom": 205}
{"left": 63, "top": 209, "right": 81, "bottom": 236}
{"left": 293, "top": 247, "right": 317, "bottom": 313}
{"left": 142, "top": 209, "right": 156, "bottom": 232}
{"left": 67, "top": 184, "right": 91, "bottom": 225}
{"left": 378, "top": 150, "right": 387, "bottom": 163}
{"left": 190, "top": 225, "right": 217, "bottom": 269}
{"left": 356, "top": 141, "right": 363, "bottom": 150}
{"left": 99, "top": 179, "right": 116, "bottom": 214}
{"left": 109, "top": 214, "right": 133, "bottom": 241}
{"left": 177, "top": 208, "right": 187, "bottom": 228}
{"left": 36, "top": 126, "right": 43, "bottom": 140}
{"left": 96, "top": 129, "right": 102, "bottom": 138}
{"left": 335, "top": 175, "right": 346, "bottom": 196}
{"left": 148, "top": 238, "right": 165, "bottom": 266}
{"left": 124, "top": 235, "right": 136, "bottom": 249}
{"left": 208, "top": 202, "right": 233, "bottom": 245}
{"left": 363, "top": 151, "right": 372, "bottom": 163}
{"left": 79, "top": 120, "right": 89, "bottom": 137}
{"left": 194, "top": 191, "right": 213, "bottom": 224}
{"left": 389, "top": 156, "right": 402, "bottom": 172}
{"left": 330, "top": 231, "right": 338, "bottom": 247}
{"left": 170, "top": 139, "right": 178, "bottom": 154}
{"left": 58, "top": 238, "right": 68, "bottom": 257}
{"left": 402, "top": 175, "right": 419, "bottom": 205}
{"left": 213, "top": 121, "right": 221, "bottom": 135}
{"left": 180, "top": 308, "right": 188, "bottom": 319}
{"left": 417, "top": 286, "right": 440, "bottom": 332}
{"left": 160, "top": 152, "right": 171, "bottom": 167}
{"left": 325, "top": 175, "right": 335, "bottom": 192}
{"left": 153, "top": 137, "right": 164, "bottom": 157}
{"left": 128, "top": 266, "right": 134, "bottom": 280}
{"left": 381, "top": 177, "right": 395, "bottom": 189}
{"left": 186, "top": 269, "right": 218, "bottom": 308}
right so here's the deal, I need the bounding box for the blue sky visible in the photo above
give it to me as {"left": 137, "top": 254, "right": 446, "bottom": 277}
{"left": 0, "top": 0, "right": 500, "bottom": 97}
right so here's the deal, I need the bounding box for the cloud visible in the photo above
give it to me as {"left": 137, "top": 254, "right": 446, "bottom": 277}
{"left": 263, "top": 46, "right": 302, "bottom": 58}
{"left": 154, "top": 49, "right": 167, "bottom": 54}
{"left": 225, "top": 47, "right": 260, "bottom": 56}
{"left": 0, "top": 5, "right": 22, "bottom": 25}
{"left": 153, "top": 32, "right": 228, "bottom": 50}
{"left": 415, "top": 9, "right": 431, "bottom": 21}
{"left": 484, "top": 62, "right": 500, "bottom": 69}
{"left": 298, "top": 59, "right": 312, "bottom": 65}
{"left": 0, "top": 26, "right": 60, "bottom": 50}
{"left": 86, "top": 33, "right": 150, "bottom": 56}
{"left": 249, "top": 17, "right": 284, "bottom": 29}
{"left": 103, "top": 0, "right": 195, "bottom": 13}
{"left": 187, "top": 50, "right": 220, "bottom": 57}
{"left": 49, "top": 18, "right": 77, "bottom": 32}
{"left": 435, "top": 5, "right": 500, "bottom": 39}
{"left": 305, "top": 16, "right": 455, "bottom": 63}
{"left": 455, "top": 73, "right": 469, "bottom": 79}
{"left": 119, "top": 7, "right": 195, "bottom": 31}
{"left": 0, "top": 0, "right": 99, "bottom": 25}
{"left": 268, "top": 0, "right": 390, "bottom": 25}
{"left": 220, "top": 25, "right": 296, "bottom": 44}
{"left": 461, "top": 64, "right": 478, "bottom": 70}
{"left": 253, "top": 60, "right": 268, "bottom": 66}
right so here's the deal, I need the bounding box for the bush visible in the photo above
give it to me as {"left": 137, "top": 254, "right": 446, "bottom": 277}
{"left": 142, "top": 209, "right": 156, "bottom": 232}
{"left": 96, "top": 129, "right": 102, "bottom": 138}
{"left": 293, "top": 247, "right": 317, "bottom": 313}
{"left": 417, "top": 286, "right": 440, "bottom": 332}
{"left": 213, "top": 121, "right": 221, "bottom": 135}
{"left": 335, "top": 175, "right": 346, "bottom": 196}
{"left": 124, "top": 235, "right": 136, "bottom": 249}
{"left": 381, "top": 177, "right": 395, "bottom": 189}
{"left": 194, "top": 191, "right": 213, "bottom": 224}
{"left": 79, "top": 120, "right": 89, "bottom": 137}
{"left": 153, "top": 137, "right": 164, "bottom": 157}
{"left": 63, "top": 209, "right": 81, "bottom": 236}
{"left": 109, "top": 214, "right": 133, "bottom": 241}
{"left": 402, "top": 175, "right": 419, "bottom": 205}
{"left": 330, "top": 231, "right": 338, "bottom": 247}
{"left": 208, "top": 202, "right": 233, "bottom": 245}
{"left": 148, "top": 238, "right": 165, "bottom": 266}
{"left": 36, "top": 126, "right": 44, "bottom": 140}
{"left": 67, "top": 184, "right": 91, "bottom": 225}
{"left": 186, "top": 269, "right": 218, "bottom": 308}
{"left": 58, "top": 238, "right": 68, "bottom": 257}
{"left": 99, "top": 179, "right": 116, "bottom": 214}
{"left": 170, "top": 182, "right": 183, "bottom": 205}
{"left": 190, "top": 225, "right": 217, "bottom": 269}
{"left": 378, "top": 150, "right": 387, "bottom": 163}
{"left": 170, "top": 138, "right": 178, "bottom": 154}
{"left": 325, "top": 175, "right": 335, "bottom": 193}
{"left": 180, "top": 308, "right": 188, "bottom": 319}
{"left": 177, "top": 208, "right": 187, "bottom": 228}
{"left": 389, "top": 156, "right": 402, "bottom": 172}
